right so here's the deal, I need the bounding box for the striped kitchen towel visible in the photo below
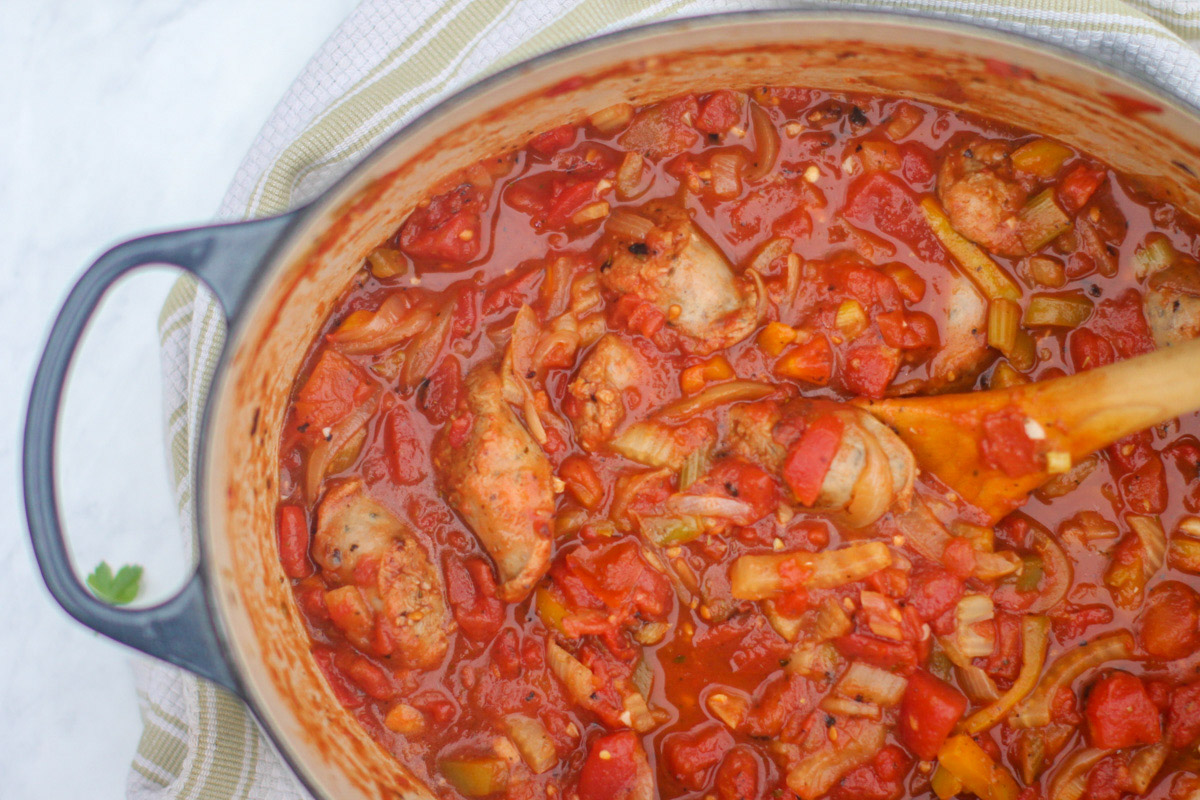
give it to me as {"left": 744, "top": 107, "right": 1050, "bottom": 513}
{"left": 139, "top": 1, "right": 1200, "bottom": 797}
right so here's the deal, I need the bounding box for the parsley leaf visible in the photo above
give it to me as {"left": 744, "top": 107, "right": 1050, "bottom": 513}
{"left": 86, "top": 562, "right": 143, "bottom": 606}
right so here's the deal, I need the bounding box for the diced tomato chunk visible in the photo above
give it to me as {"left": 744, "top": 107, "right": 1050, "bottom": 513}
{"left": 334, "top": 652, "right": 394, "bottom": 700}
{"left": 578, "top": 731, "right": 649, "bottom": 800}
{"left": 831, "top": 744, "right": 912, "bottom": 800}
{"left": 907, "top": 565, "right": 964, "bottom": 623}
{"left": 294, "top": 349, "right": 374, "bottom": 433}
{"left": 1085, "top": 671, "right": 1162, "bottom": 749}
{"left": 416, "top": 356, "right": 462, "bottom": 425}
{"left": 399, "top": 184, "right": 483, "bottom": 263}
{"left": 443, "top": 555, "right": 504, "bottom": 641}
{"left": 695, "top": 90, "right": 742, "bottom": 134}
{"left": 1137, "top": 581, "right": 1200, "bottom": 660}
{"left": 1058, "top": 163, "right": 1107, "bottom": 214}
{"left": 841, "top": 343, "right": 900, "bottom": 398}
{"left": 776, "top": 335, "right": 834, "bottom": 385}
{"left": 941, "top": 538, "right": 977, "bottom": 580}
{"left": 877, "top": 309, "right": 939, "bottom": 350}
{"left": 528, "top": 124, "right": 576, "bottom": 156}
{"left": 782, "top": 414, "right": 844, "bottom": 506}
{"left": 1068, "top": 327, "right": 1115, "bottom": 371}
{"left": 979, "top": 407, "right": 1041, "bottom": 478}
{"left": 843, "top": 172, "right": 947, "bottom": 265}
{"left": 714, "top": 747, "right": 760, "bottom": 800}
{"left": 277, "top": 505, "right": 313, "bottom": 579}
{"left": 662, "top": 723, "right": 734, "bottom": 790}
{"left": 897, "top": 669, "right": 968, "bottom": 760}
{"left": 1167, "top": 679, "right": 1200, "bottom": 747}
{"left": 383, "top": 404, "right": 427, "bottom": 485}
{"left": 1084, "top": 752, "right": 1134, "bottom": 800}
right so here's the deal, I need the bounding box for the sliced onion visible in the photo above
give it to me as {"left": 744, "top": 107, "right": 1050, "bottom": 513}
{"left": 749, "top": 237, "right": 794, "bottom": 274}
{"left": 1047, "top": 748, "right": 1111, "bottom": 800}
{"left": 1001, "top": 530, "right": 1072, "bottom": 614}
{"left": 304, "top": 393, "right": 379, "bottom": 500}
{"left": 546, "top": 641, "right": 597, "bottom": 711}
{"left": 1129, "top": 742, "right": 1169, "bottom": 794}
{"left": 955, "top": 594, "right": 996, "bottom": 658}
{"left": 836, "top": 662, "right": 908, "bottom": 706}
{"left": 615, "top": 151, "right": 645, "bottom": 200}
{"left": 1013, "top": 631, "right": 1135, "bottom": 728}
{"left": 1128, "top": 514, "right": 1167, "bottom": 577}
{"left": 709, "top": 151, "right": 744, "bottom": 199}
{"left": 939, "top": 635, "right": 1001, "bottom": 703}
{"left": 745, "top": 103, "right": 780, "bottom": 182}
{"left": 666, "top": 493, "right": 757, "bottom": 525}
{"left": 327, "top": 294, "right": 433, "bottom": 354}
{"left": 610, "top": 421, "right": 685, "bottom": 469}
{"left": 399, "top": 293, "right": 455, "bottom": 390}
{"left": 607, "top": 209, "right": 654, "bottom": 241}
{"left": 658, "top": 380, "right": 776, "bottom": 422}
{"left": 819, "top": 695, "right": 881, "bottom": 720}
{"left": 964, "top": 615, "right": 1051, "bottom": 733}
{"left": 786, "top": 721, "right": 886, "bottom": 800}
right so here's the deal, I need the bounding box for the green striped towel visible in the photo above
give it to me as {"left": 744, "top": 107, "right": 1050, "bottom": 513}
{"left": 141, "top": 1, "right": 1200, "bottom": 797}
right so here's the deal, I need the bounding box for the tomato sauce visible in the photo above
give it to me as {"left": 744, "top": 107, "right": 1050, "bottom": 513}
{"left": 276, "top": 88, "right": 1200, "bottom": 799}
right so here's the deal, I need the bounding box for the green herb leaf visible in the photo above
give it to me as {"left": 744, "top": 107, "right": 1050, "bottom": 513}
{"left": 86, "top": 561, "right": 143, "bottom": 606}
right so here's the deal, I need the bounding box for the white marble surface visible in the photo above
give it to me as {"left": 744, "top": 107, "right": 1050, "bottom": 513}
{"left": 1, "top": 1, "right": 357, "bottom": 796}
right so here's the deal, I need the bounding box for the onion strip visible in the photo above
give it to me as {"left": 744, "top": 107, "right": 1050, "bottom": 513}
{"left": 1129, "top": 742, "right": 1169, "bottom": 794}
{"left": 964, "top": 615, "right": 1051, "bottom": 733}
{"left": 327, "top": 295, "right": 433, "bottom": 354}
{"left": 304, "top": 393, "right": 379, "bottom": 500}
{"left": 745, "top": 103, "right": 780, "bottom": 181}
{"left": 1012, "top": 631, "right": 1135, "bottom": 728}
{"left": 1047, "top": 748, "right": 1110, "bottom": 800}
{"left": 657, "top": 380, "right": 776, "bottom": 422}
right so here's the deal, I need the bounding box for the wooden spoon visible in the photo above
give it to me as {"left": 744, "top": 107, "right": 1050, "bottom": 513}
{"left": 858, "top": 336, "right": 1200, "bottom": 523}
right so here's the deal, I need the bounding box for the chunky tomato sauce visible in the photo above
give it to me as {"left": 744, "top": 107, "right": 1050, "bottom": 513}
{"left": 276, "top": 88, "right": 1200, "bottom": 800}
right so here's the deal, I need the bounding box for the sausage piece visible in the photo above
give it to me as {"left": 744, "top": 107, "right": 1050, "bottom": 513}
{"left": 314, "top": 481, "right": 451, "bottom": 669}
{"left": 566, "top": 334, "right": 646, "bottom": 450}
{"left": 601, "top": 201, "right": 761, "bottom": 354}
{"left": 431, "top": 364, "right": 555, "bottom": 602}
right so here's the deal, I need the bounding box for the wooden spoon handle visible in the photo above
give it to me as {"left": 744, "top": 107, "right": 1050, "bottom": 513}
{"left": 1020, "top": 335, "right": 1200, "bottom": 458}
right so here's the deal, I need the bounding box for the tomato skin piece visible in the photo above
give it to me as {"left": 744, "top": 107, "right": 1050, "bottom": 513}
{"left": 1085, "top": 672, "right": 1162, "bottom": 749}
{"left": 897, "top": 669, "right": 968, "bottom": 760}
{"left": 334, "top": 651, "right": 394, "bottom": 701}
{"left": 782, "top": 414, "right": 844, "bottom": 506}
{"left": 578, "top": 731, "right": 649, "bottom": 800}
{"left": 1137, "top": 581, "right": 1200, "bottom": 660}
{"left": 1168, "top": 679, "right": 1200, "bottom": 747}
{"left": 277, "top": 505, "right": 313, "bottom": 579}
{"left": 294, "top": 349, "right": 374, "bottom": 434}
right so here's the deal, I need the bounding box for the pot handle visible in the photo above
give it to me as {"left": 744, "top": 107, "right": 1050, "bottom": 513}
{"left": 23, "top": 212, "right": 298, "bottom": 694}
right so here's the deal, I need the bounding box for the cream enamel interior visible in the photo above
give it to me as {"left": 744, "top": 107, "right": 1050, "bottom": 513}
{"left": 199, "top": 13, "right": 1200, "bottom": 800}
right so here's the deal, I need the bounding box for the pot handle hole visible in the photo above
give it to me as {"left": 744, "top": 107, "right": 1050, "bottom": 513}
{"left": 22, "top": 212, "right": 298, "bottom": 693}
